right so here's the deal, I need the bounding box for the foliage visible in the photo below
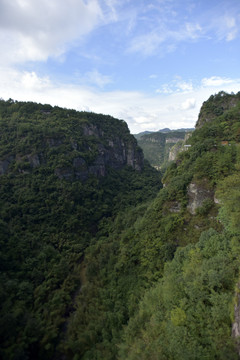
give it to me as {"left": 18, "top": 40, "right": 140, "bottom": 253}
{"left": 1, "top": 92, "right": 240, "bottom": 359}
{"left": 119, "top": 228, "right": 239, "bottom": 360}
{"left": 0, "top": 99, "right": 161, "bottom": 359}
{"left": 216, "top": 171, "right": 240, "bottom": 233}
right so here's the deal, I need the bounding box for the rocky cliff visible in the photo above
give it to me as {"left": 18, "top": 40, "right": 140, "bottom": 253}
{"left": 168, "top": 132, "right": 192, "bottom": 162}
{"left": 0, "top": 100, "right": 144, "bottom": 181}
{"left": 232, "top": 282, "right": 240, "bottom": 356}
{"left": 187, "top": 179, "right": 214, "bottom": 215}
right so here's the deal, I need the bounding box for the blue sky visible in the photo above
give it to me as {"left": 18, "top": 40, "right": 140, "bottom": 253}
{"left": 0, "top": 0, "right": 240, "bottom": 133}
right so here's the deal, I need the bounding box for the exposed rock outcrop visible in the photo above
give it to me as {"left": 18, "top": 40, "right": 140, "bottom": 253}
{"left": 83, "top": 124, "right": 104, "bottom": 137}
{"left": 232, "top": 282, "right": 240, "bottom": 356}
{"left": 187, "top": 180, "right": 214, "bottom": 215}
{"left": 169, "top": 201, "right": 181, "bottom": 213}
{"left": 168, "top": 133, "right": 192, "bottom": 162}
{"left": 168, "top": 141, "right": 184, "bottom": 162}
{"left": 165, "top": 137, "right": 183, "bottom": 144}
{"left": 46, "top": 137, "right": 64, "bottom": 147}
{"left": 0, "top": 156, "right": 14, "bottom": 175}
{"left": 26, "top": 154, "right": 41, "bottom": 167}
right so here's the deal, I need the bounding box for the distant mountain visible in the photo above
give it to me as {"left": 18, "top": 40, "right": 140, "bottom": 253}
{"left": 134, "top": 128, "right": 193, "bottom": 169}
{"left": 133, "top": 130, "right": 152, "bottom": 140}
{"left": 172, "top": 127, "right": 195, "bottom": 132}
{"left": 134, "top": 127, "right": 194, "bottom": 138}
{"left": 158, "top": 127, "right": 171, "bottom": 133}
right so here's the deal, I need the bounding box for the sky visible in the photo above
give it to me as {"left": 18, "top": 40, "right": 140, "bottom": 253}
{"left": 0, "top": 0, "right": 240, "bottom": 134}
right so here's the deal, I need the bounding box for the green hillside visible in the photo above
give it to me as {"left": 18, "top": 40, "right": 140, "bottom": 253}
{"left": 1, "top": 91, "right": 240, "bottom": 359}
{"left": 118, "top": 91, "right": 240, "bottom": 359}
{"left": 0, "top": 99, "right": 161, "bottom": 360}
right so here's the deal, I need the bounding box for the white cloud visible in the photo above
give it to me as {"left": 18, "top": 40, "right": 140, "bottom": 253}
{"left": 149, "top": 74, "right": 158, "bottom": 79}
{"left": 156, "top": 78, "right": 193, "bottom": 94}
{"left": 126, "top": 1, "right": 240, "bottom": 58}
{"left": 84, "top": 69, "right": 113, "bottom": 88}
{"left": 181, "top": 98, "right": 196, "bottom": 110}
{"left": 0, "top": 0, "right": 103, "bottom": 64}
{"left": 201, "top": 76, "right": 236, "bottom": 87}
{"left": 176, "top": 81, "right": 193, "bottom": 92}
{"left": 138, "top": 122, "right": 158, "bottom": 130}
{"left": 0, "top": 0, "right": 239, "bottom": 137}
{"left": 134, "top": 116, "right": 151, "bottom": 124}
{"left": 156, "top": 85, "right": 174, "bottom": 94}
{"left": 128, "top": 32, "right": 165, "bottom": 56}
{"left": 224, "top": 16, "right": 238, "bottom": 41}
{"left": 128, "top": 26, "right": 198, "bottom": 57}
{"left": 1, "top": 67, "right": 240, "bottom": 134}
{"left": 104, "top": 0, "right": 119, "bottom": 21}
{"left": 21, "top": 72, "right": 51, "bottom": 90}
{"left": 184, "top": 22, "right": 202, "bottom": 39}
{"left": 212, "top": 14, "right": 239, "bottom": 42}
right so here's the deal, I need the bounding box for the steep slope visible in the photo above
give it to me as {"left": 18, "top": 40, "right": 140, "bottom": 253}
{"left": 60, "top": 91, "right": 240, "bottom": 360}
{"left": 118, "top": 91, "right": 240, "bottom": 359}
{"left": 0, "top": 99, "right": 161, "bottom": 360}
{"left": 1, "top": 91, "right": 240, "bottom": 360}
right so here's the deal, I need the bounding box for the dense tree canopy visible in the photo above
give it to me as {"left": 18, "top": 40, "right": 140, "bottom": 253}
{"left": 1, "top": 92, "right": 240, "bottom": 359}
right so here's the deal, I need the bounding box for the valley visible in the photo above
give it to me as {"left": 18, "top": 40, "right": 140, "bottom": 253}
{"left": 1, "top": 91, "right": 240, "bottom": 359}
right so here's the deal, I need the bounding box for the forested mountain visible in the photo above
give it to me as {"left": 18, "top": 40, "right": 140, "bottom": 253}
{"left": 134, "top": 127, "right": 194, "bottom": 140}
{"left": 0, "top": 99, "right": 161, "bottom": 359}
{"left": 135, "top": 129, "right": 193, "bottom": 169}
{"left": 1, "top": 91, "right": 240, "bottom": 360}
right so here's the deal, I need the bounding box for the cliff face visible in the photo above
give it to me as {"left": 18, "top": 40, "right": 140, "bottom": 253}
{"left": 53, "top": 129, "right": 143, "bottom": 181}
{"left": 168, "top": 142, "right": 183, "bottom": 161}
{"left": 0, "top": 101, "right": 144, "bottom": 181}
{"left": 168, "top": 132, "right": 192, "bottom": 162}
{"left": 187, "top": 180, "right": 214, "bottom": 215}
{"left": 232, "top": 282, "right": 240, "bottom": 356}
{"left": 82, "top": 123, "right": 143, "bottom": 170}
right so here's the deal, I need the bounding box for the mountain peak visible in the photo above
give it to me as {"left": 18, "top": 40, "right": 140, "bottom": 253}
{"left": 196, "top": 91, "right": 240, "bottom": 129}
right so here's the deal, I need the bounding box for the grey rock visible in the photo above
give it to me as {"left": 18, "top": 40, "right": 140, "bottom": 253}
{"left": 232, "top": 282, "right": 240, "bottom": 356}
{"left": 27, "top": 154, "right": 40, "bottom": 168}
{"left": 46, "top": 138, "right": 63, "bottom": 147}
{"left": 0, "top": 156, "right": 14, "bottom": 175}
{"left": 187, "top": 181, "right": 214, "bottom": 215}
{"left": 55, "top": 168, "right": 73, "bottom": 180}
{"left": 169, "top": 201, "right": 181, "bottom": 213}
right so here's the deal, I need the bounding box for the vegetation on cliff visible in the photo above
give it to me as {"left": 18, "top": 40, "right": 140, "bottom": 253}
{"left": 0, "top": 99, "right": 161, "bottom": 360}
{"left": 1, "top": 91, "right": 240, "bottom": 359}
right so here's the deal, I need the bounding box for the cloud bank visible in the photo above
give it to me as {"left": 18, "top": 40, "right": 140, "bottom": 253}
{"left": 1, "top": 67, "right": 240, "bottom": 133}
